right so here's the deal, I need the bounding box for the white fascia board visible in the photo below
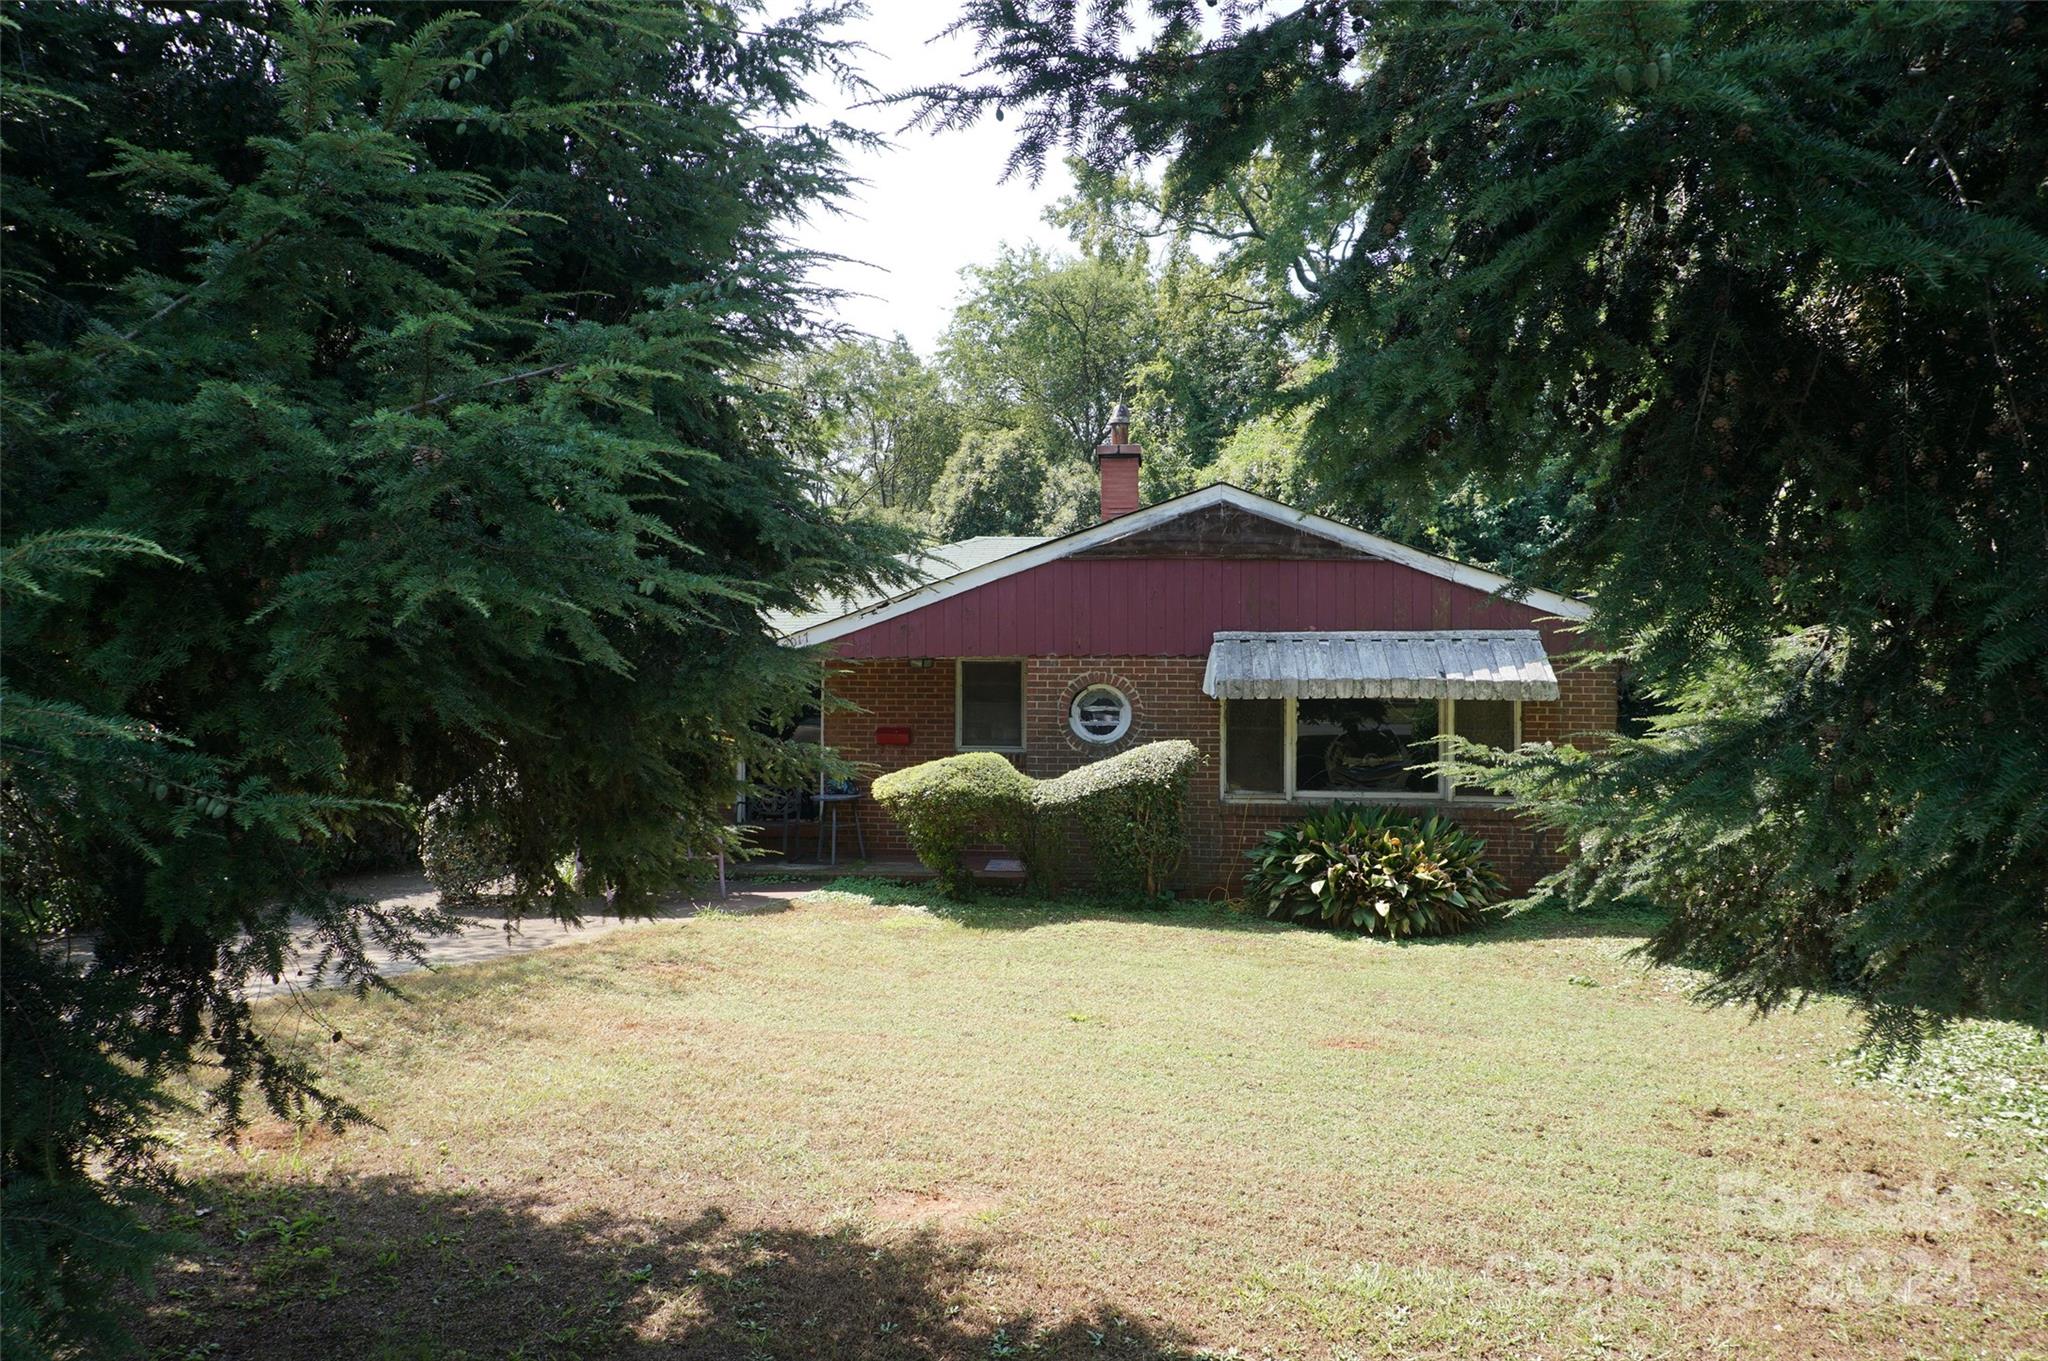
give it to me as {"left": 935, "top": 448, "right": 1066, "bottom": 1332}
{"left": 777, "top": 484, "right": 1591, "bottom": 649}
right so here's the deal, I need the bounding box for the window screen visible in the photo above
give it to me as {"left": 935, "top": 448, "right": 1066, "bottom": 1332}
{"left": 1294, "top": 697, "right": 1440, "bottom": 794}
{"left": 958, "top": 661, "right": 1023, "bottom": 749}
{"left": 1223, "top": 699, "right": 1286, "bottom": 794}
{"left": 1452, "top": 699, "right": 1516, "bottom": 796}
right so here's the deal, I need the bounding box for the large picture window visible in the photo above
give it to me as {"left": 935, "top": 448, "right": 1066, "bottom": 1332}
{"left": 1222, "top": 696, "right": 1519, "bottom": 802}
{"left": 957, "top": 660, "right": 1024, "bottom": 751}
{"left": 1295, "top": 698, "right": 1440, "bottom": 795}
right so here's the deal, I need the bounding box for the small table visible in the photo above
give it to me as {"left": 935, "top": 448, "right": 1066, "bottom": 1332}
{"left": 814, "top": 790, "right": 866, "bottom": 866}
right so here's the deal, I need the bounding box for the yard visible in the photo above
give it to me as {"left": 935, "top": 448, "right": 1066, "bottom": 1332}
{"left": 144, "top": 885, "right": 2045, "bottom": 1360}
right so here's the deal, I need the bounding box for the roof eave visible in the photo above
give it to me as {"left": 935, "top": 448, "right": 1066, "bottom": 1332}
{"left": 777, "top": 484, "right": 1594, "bottom": 648}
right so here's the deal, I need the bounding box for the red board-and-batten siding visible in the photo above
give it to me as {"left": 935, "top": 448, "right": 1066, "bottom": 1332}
{"left": 830, "top": 557, "right": 1569, "bottom": 660}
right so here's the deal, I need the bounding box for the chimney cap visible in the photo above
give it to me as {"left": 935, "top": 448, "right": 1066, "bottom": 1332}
{"left": 1104, "top": 401, "right": 1134, "bottom": 448}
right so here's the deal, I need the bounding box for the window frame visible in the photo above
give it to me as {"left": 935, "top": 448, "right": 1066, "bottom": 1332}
{"left": 1219, "top": 696, "right": 1520, "bottom": 804}
{"left": 954, "top": 657, "right": 1027, "bottom": 753}
{"left": 1068, "top": 684, "right": 1133, "bottom": 745}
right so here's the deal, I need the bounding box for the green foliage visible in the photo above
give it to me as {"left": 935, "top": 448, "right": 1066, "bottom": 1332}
{"left": 871, "top": 741, "right": 1202, "bottom": 898}
{"left": 1243, "top": 805, "right": 1507, "bottom": 939}
{"left": 942, "top": 244, "right": 1155, "bottom": 466}
{"left": 931, "top": 0, "right": 2048, "bottom": 1031}
{"left": 923, "top": 211, "right": 1289, "bottom": 534}
{"left": 870, "top": 751, "right": 1037, "bottom": 896}
{"left": 1451, "top": 639, "right": 2048, "bottom": 1032}
{"left": 785, "top": 159, "right": 1288, "bottom": 540}
{"left": 1035, "top": 739, "right": 1202, "bottom": 897}
{"left": 0, "top": 1, "right": 901, "bottom": 1351}
{"left": 1209, "top": 400, "right": 1323, "bottom": 506}
{"left": 783, "top": 335, "right": 960, "bottom": 514}
{"left": 418, "top": 781, "right": 516, "bottom": 905}
{"left": 926, "top": 427, "right": 1061, "bottom": 540}
{"left": 1035, "top": 458, "right": 1102, "bottom": 535}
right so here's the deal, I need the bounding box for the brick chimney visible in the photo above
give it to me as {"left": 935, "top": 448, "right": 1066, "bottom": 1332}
{"left": 1095, "top": 401, "right": 1141, "bottom": 521}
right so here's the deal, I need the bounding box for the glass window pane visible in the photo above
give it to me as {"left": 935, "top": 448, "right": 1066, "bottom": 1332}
{"left": 959, "top": 661, "right": 1023, "bottom": 749}
{"left": 1224, "top": 699, "right": 1286, "bottom": 794}
{"left": 1455, "top": 700, "right": 1516, "bottom": 750}
{"left": 1453, "top": 699, "right": 1516, "bottom": 796}
{"left": 1295, "top": 697, "right": 1440, "bottom": 795}
{"left": 1071, "top": 685, "right": 1130, "bottom": 743}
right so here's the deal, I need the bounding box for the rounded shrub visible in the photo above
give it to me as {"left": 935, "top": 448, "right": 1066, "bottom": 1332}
{"left": 1243, "top": 805, "right": 1507, "bottom": 938}
{"left": 870, "top": 750, "right": 1036, "bottom": 897}
{"left": 871, "top": 741, "right": 1202, "bottom": 899}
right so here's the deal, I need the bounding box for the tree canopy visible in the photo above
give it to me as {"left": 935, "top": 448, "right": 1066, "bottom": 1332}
{"left": 0, "top": 1, "right": 900, "bottom": 1350}
{"left": 834, "top": 179, "right": 1295, "bottom": 540}
{"left": 781, "top": 334, "right": 960, "bottom": 517}
{"left": 920, "top": 0, "right": 2048, "bottom": 1033}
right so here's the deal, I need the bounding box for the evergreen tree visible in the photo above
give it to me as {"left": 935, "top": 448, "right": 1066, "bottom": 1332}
{"left": 0, "top": 2, "right": 901, "bottom": 1350}
{"left": 922, "top": 1, "right": 2048, "bottom": 1031}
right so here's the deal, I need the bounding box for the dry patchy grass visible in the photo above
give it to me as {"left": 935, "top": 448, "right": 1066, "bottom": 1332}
{"left": 143, "top": 887, "right": 2046, "bottom": 1360}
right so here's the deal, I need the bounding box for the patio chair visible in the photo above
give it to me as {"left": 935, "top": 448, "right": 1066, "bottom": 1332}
{"left": 746, "top": 788, "right": 808, "bottom": 859}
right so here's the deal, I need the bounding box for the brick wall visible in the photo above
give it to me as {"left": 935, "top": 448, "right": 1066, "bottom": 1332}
{"left": 1521, "top": 660, "right": 1620, "bottom": 745}
{"left": 822, "top": 656, "right": 1621, "bottom": 896}
{"left": 822, "top": 657, "right": 955, "bottom": 867}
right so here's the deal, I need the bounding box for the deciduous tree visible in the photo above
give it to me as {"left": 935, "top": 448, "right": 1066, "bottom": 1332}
{"left": 783, "top": 335, "right": 960, "bottom": 514}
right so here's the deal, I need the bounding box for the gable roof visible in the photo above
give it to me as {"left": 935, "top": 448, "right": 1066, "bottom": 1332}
{"left": 764, "top": 535, "right": 1049, "bottom": 637}
{"left": 774, "top": 483, "right": 1592, "bottom": 648}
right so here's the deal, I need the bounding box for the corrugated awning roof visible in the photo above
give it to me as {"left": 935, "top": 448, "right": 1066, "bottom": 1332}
{"left": 1202, "top": 629, "right": 1559, "bottom": 701}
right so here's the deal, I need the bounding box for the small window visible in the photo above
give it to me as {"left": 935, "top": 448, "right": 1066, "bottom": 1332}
{"left": 1295, "top": 697, "right": 1440, "bottom": 795}
{"left": 957, "top": 660, "right": 1024, "bottom": 751}
{"left": 1451, "top": 698, "right": 1516, "bottom": 797}
{"left": 1069, "top": 685, "right": 1132, "bottom": 744}
{"left": 1223, "top": 698, "right": 1287, "bottom": 795}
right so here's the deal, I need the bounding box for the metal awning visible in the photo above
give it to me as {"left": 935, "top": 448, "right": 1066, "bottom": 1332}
{"left": 1202, "top": 629, "right": 1559, "bottom": 701}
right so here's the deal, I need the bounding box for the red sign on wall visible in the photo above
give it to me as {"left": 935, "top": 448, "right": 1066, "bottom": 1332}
{"left": 874, "top": 726, "right": 912, "bottom": 746}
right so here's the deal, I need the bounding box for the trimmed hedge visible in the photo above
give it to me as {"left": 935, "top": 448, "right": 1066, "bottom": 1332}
{"left": 871, "top": 740, "right": 1201, "bottom": 898}
{"left": 1035, "top": 741, "right": 1200, "bottom": 896}
{"left": 868, "top": 751, "right": 1036, "bottom": 896}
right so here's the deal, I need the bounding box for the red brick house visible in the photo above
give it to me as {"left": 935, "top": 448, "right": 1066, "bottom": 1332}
{"left": 772, "top": 418, "right": 1616, "bottom": 894}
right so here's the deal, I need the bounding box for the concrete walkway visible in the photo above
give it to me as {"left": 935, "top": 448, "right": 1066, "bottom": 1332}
{"left": 244, "top": 871, "right": 819, "bottom": 1000}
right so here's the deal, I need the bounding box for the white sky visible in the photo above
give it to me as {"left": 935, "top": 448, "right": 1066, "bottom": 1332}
{"left": 789, "top": 2, "right": 1075, "bottom": 354}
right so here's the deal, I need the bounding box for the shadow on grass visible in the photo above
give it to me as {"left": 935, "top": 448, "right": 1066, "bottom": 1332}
{"left": 142, "top": 1171, "right": 1193, "bottom": 1361}
{"left": 807, "top": 876, "right": 1666, "bottom": 946}
{"left": 801, "top": 876, "right": 1281, "bottom": 935}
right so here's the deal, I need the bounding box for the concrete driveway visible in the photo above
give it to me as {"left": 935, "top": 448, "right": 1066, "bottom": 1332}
{"left": 245, "top": 871, "right": 817, "bottom": 1000}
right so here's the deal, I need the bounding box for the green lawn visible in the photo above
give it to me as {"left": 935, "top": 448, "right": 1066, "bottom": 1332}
{"left": 145, "top": 884, "right": 2045, "bottom": 1360}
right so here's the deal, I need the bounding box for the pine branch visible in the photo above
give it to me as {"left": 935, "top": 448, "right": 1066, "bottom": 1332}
{"left": 395, "top": 360, "right": 576, "bottom": 414}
